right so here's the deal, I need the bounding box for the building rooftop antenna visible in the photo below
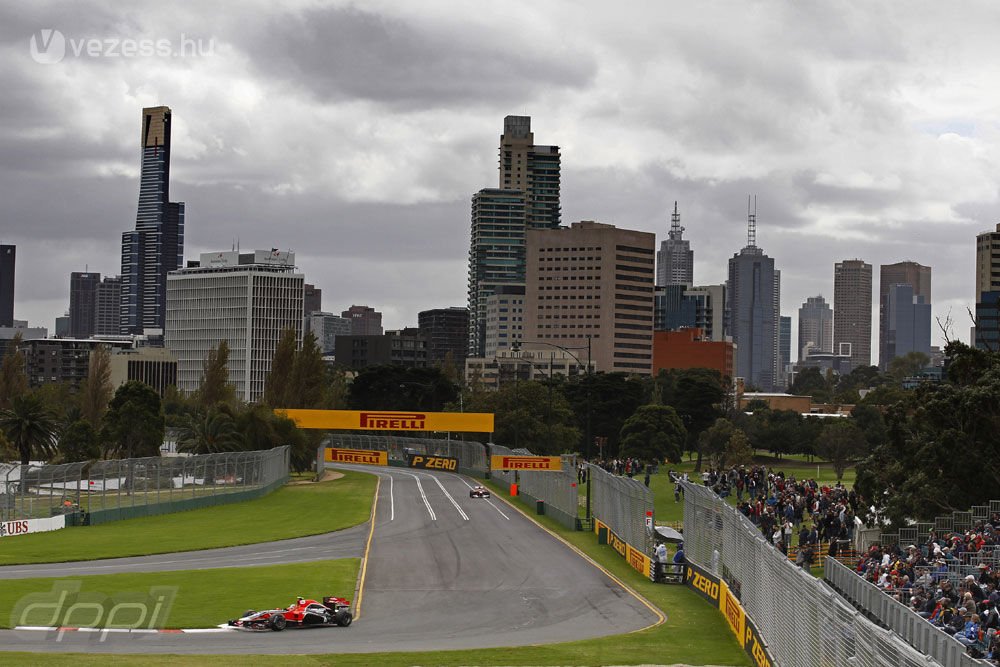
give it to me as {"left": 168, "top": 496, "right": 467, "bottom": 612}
{"left": 747, "top": 195, "right": 757, "bottom": 248}
{"left": 668, "top": 201, "right": 684, "bottom": 240}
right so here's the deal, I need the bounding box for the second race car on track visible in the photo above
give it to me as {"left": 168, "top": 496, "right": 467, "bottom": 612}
{"left": 469, "top": 485, "right": 491, "bottom": 498}
{"left": 228, "top": 596, "right": 352, "bottom": 631}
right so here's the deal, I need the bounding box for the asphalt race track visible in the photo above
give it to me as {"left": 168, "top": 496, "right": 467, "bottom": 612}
{"left": 0, "top": 465, "right": 661, "bottom": 655}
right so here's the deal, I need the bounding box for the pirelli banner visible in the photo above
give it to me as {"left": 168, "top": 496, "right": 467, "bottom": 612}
{"left": 684, "top": 561, "right": 774, "bottom": 667}
{"left": 324, "top": 448, "right": 388, "bottom": 466}
{"left": 490, "top": 455, "right": 562, "bottom": 471}
{"left": 280, "top": 409, "right": 494, "bottom": 433}
{"left": 592, "top": 518, "right": 653, "bottom": 579}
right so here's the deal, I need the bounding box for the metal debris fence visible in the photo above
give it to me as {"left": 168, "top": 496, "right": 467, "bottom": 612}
{"left": 682, "top": 479, "right": 942, "bottom": 667}
{"left": 324, "top": 433, "right": 489, "bottom": 475}
{"left": 0, "top": 447, "right": 290, "bottom": 524}
{"left": 588, "top": 462, "right": 654, "bottom": 555}
{"left": 489, "top": 444, "right": 579, "bottom": 529}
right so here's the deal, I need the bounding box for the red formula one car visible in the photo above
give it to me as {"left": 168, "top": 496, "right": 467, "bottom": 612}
{"left": 469, "top": 485, "right": 491, "bottom": 498}
{"left": 228, "top": 596, "right": 353, "bottom": 631}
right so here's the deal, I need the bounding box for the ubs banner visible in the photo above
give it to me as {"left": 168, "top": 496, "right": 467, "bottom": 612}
{"left": 281, "top": 409, "right": 494, "bottom": 433}
{"left": 324, "top": 448, "right": 388, "bottom": 466}
{"left": 684, "top": 562, "right": 774, "bottom": 667}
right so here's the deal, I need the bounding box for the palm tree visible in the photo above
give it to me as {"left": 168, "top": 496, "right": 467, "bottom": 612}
{"left": 0, "top": 393, "right": 57, "bottom": 465}
{"left": 177, "top": 410, "right": 241, "bottom": 455}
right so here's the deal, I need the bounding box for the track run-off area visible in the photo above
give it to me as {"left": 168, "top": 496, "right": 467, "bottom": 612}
{"left": 0, "top": 465, "right": 662, "bottom": 655}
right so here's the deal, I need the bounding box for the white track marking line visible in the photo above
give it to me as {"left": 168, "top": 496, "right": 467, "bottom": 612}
{"left": 388, "top": 472, "right": 395, "bottom": 521}
{"left": 403, "top": 472, "right": 436, "bottom": 520}
{"left": 450, "top": 474, "right": 510, "bottom": 520}
{"left": 414, "top": 471, "right": 468, "bottom": 521}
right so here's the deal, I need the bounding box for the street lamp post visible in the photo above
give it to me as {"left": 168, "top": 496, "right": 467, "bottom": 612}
{"left": 511, "top": 335, "right": 593, "bottom": 522}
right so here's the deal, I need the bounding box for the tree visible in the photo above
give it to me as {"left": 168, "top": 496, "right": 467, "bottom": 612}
{"left": 851, "top": 403, "right": 887, "bottom": 449}
{"left": 101, "top": 381, "right": 165, "bottom": 459}
{"left": 288, "top": 330, "right": 327, "bottom": 408}
{"left": 79, "top": 345, "right": 113, "bottom": 427}
{"left": 263, "top": 328, "right": 297, "bottom": 407}
{"left": 560, "top": 373, "right": 646, "bottom": 457}
{"left": 464, "top": 379, "right": 580, "bottom": 454}
{"left": 886, "top": 351, "right": 930, "bottom": 381}
{"left": 698, "top": 417, "right": 736, "bottom": 469}
{"left": 0, "top": 332, "right": 28, "bottom": 411}
{"left": 0, "top": 393, "right": 57, "bottom": 464}
{"left": 197, "top": 340, "right": 236, "bottom": 410}
{"left": 724, "top": 430, "right": 754, "bottom": 468}
{"left": 177, "top": 410, "right": 241, "bottom": 454}
{"left": 746, "top": 409, "right": 804, "bottom": 459}
{"left": 347, "top": 366, "right": 458, "bottom": 413}
{"left": 618, "top": 404, "right": 687, "bottom": 463}
{"left": 789, "top": 367, "right": 832, "bottom": 400}
{"left": 234, "top": 403, "right": 279, "bottom": 451}
{"left": 667, "top": 369, "right": 725, "bottom": 469}
{"left": 58, "top": 419, "right": 101, "bottom": 463}
{"left": 814, "top": 420, "right": 866, "bottom": 481}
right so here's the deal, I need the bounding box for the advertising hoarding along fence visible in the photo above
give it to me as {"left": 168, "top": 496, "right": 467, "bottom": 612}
{"left": 490, "top": 455, "right": 562, "bottom": 471}
{"left": 281, "top": 409, "right": 495, "bottom": 433}
{"left": 594, "top": 518, "right": 652, "bottom": 579}
{"left": 323, "top": 448, "right": 388, "bottom": 466}
{"left": 407, "top": 454, "right": 458, "bottom": 471}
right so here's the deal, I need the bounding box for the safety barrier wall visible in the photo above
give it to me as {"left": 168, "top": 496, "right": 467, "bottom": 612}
{"left": 1, "top": 447, "right": 290, "bottom": 524}
{"left": 825, "top": 557, "right": 987, "bottom": 667}
{"left": 682, "top": 480, "right": 940, "bottom": 667}
{"left": 588, "top": 463, "right": 654, "bottom": 558}
{"left": 324, "top": 434, "right": 488, "bottom": 476}
{"left": 487, "top": 445, "right": 578, "bottom": 530}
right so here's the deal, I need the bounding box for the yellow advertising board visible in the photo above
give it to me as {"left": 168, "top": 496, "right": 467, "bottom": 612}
{"left": 323, "top": 448, "right": 388, "bottom": 466}
{"left": 280, "top": 409, "right": 494, "bottom": 433}
{"left": 490, "top": 455, "right": 562, "bottom": 471}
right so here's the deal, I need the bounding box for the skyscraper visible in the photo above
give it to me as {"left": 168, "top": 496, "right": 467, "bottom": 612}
{"left": 342, "top": 305, "right": 383, "bottom": 336}
{"left": 0, "top": 245, "right": 15, "bottom": 327}
{"left": 885, "top": 284, "right": 932, "bottom": 364}
{"left": 656, "top": 202, "right": 693, "bottom": 286}
{"left": 95, "top": 276, "right": 122, "bottom": 336}
{"left": 69, "top": 272, "right": 101, "bottom": 338}
{"left": 778, "top": 315, "right": 791, "bottom": 388}
{"left": 303, "top": 284, "right": 322, "bottom": 316}
{"left": 524, "top": 221, "right": 655, "bottom": 374}
{"left": 418, "top": 307, "right": 469, "bottom": 364}
{"left": 467, "top": 116, "right": 560, "bottom": 358}
{"left": 879, "top": 261, "right": 931, "bottom": 368}
{"left": 120, "top": 106, "right": 185, "bottom": 335}
{"left": 727, "top": 199, "right": 780, "bottom": 391}
{"left": 834, "top": 260, "right": 873, "bottom": 368}
{"left": 798, "top": 295, "right": 833, "bottom": 358}
{"left": 975, "top": 224, "right": 1000, "bottom": 350}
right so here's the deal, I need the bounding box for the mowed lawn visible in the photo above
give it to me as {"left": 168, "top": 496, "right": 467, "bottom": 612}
{"left": 0, "top": 471, "right": 376, "bottom": 565}
{"left": 0, "top": 559, "right": 359, "bottom": 629}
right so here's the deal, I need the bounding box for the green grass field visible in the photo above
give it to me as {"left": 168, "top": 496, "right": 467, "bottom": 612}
{"left": 0, "top": 559, "right": 359, "bottom": 629}
{"left": 0, "top": 471, "right": 376, "bottom": 565}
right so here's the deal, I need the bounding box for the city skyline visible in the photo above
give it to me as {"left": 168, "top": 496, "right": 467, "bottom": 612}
{"left": 2, "top": 3, "right": 995, "bottom": 360}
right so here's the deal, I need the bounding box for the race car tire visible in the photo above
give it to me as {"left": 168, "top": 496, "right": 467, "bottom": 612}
{"left": 270, "top": 614, "right": 287, "bottom": 631}
{"left": 335, "top": 611, "right": 353, "bottom": 627}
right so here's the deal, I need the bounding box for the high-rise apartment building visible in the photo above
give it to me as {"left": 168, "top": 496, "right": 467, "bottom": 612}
{"left": 69, "top": 272, "right": 101, "bottom": 338}
{"left": 524, "top": 221, "right": 655, "bottom": 374}
{"left": 879, "top": 261, "right": 931, "bottom": 368}
{"left": 418, "top": 307, "right": 469, "bottom": 364}
{"left": 727, "top": 201, "right": 780, "bottom": 391}
{"left": 165, "top": 250, "right": 303, "bottom": 403}
{"left": 975, "top": 224, "right": 1000, "bottom": 350}
{"left": 484, "top": 285, "right": 525, "bottom": 358}
{"left": 833, "top": 260, "right": 873, "bottom": 368}
{"left": 95, "top": 276, "right": 122, "bottom": 336}
{"left": 304, "top": 284, "right": 322, "bottom": 316}
{"left": 341, "top": 305, "right": 383, "bottom": 336}
{"left": 885, "top": 284, "right": 931, "bottom": 364}
{"left": 305, "top": 312, "right": 352, "bottom": 354}
{"left": 121, "top": 106, "right": 185, "bottom": 335}
{"left": 467, "top": 116, "right": 560, "bottom": 358}
{"left": 656, "top": 202, "right": 693, "bottom": 287}
{"left": 778, "top": 315, "right": 791, "bottom": 389}
{"left": 0, "top": 245, "right": 14, "bottom": 327}
{"left": 798, "top": 295, "right": 833, "bottom": 358}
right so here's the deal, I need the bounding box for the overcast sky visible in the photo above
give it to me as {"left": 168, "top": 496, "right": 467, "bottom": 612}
{"left": 2, "top": 1, "right": 997, "bottom": 362}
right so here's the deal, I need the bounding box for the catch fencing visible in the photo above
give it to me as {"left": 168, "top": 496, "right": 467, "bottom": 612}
{"left": 682, "top": 479, "right": 942, "bottom": 667}
{"left": 588, "top": 462, "right": 654, "bottom": 556}
{"left": 826, "top": 558, "right": 986, "bottom": 667}
{"left": 489, "top": 444, "right": 578, "bottom": 530}
{"left": 0, "top": 447, "right": 290, "bottom": 525}
{"left": 324, "top": 433, "right": 488, "bottom": 476}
